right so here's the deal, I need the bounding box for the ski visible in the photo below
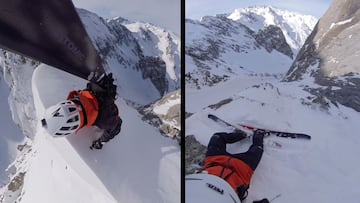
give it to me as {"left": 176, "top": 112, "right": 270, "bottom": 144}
{"left": 207, "top": 114, "right": 282, "bottom": 148}
{"left": 208, "top": 114, "right": 248, "bottom": 133}
{"left": 208, "top": 114, "right": 311, "bottom": 140}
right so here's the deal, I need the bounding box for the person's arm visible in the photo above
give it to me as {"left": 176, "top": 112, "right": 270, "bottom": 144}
{"left": 213, "top": 131, "right": 247, "bottom": 143}
{"left": 90, "top": 117, "right": 122, "bottom": 150}
{"left": 87, "top": 73, "right": 117, "bottom": 101}
{"left": 90, "top": 101, "right": 122, "bottom": 150}
{"left": 98, "top": 117, "right": 122, "bottom": 143}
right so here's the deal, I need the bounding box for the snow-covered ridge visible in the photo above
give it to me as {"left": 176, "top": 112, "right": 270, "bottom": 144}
{"left": 14, "top": 65, "right": 180, "bottom": 203}
{"left": 121, "top": 20, "right": 181, "bottom": 94}
{"left": 185, "top": 6, "right": 317, "bottom": 88}
{"left": 227, "top": 6, "right": 318, "bottom": 50}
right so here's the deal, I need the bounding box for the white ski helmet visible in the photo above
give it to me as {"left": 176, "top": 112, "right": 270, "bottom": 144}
{"left": 41, "top": 100, "right": 83, "bottom": 137}
{"left": 186, "top": 173, "right": 241, "bottom": 203}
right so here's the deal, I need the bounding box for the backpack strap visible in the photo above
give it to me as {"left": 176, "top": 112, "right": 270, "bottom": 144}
{"left": 219, "top": 157, "right": 232, "bottom": 178}
{"left": 237, "top": 184, "right": 249, "bottom": 201}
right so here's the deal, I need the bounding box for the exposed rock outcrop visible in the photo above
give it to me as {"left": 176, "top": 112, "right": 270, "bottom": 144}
{"left": 284, "top": 0, "right": 360, "bottom": 111}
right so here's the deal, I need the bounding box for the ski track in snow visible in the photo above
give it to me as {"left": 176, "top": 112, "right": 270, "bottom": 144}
{"left": 186, "top": 74, "right": 360, "bottom": 203}
{"left": 18, "top": 65, "right": 180, "bottom": 203}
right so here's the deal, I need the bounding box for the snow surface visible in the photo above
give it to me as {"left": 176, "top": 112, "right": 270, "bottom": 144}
{"left": 153, "top": 99, "right": 179, "bottom": 115}
{"left": 329, "top": 18, "right": 353, "bottom": 29}
{"left": 19, "top": 65, "right": 180, "bottom": 203}
{"left": 153, "top": 92, "right": 180, "bottom": 130}
{"left": 186, "top": 74, "right": 360, "bottom": 202}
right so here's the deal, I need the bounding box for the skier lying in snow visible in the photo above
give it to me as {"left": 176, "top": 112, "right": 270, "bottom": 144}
{"left": 186, "top": 130, "right": 270, "bottom": 203}
{"left": 42, "top": 73, "right": 122, "bottom": 150}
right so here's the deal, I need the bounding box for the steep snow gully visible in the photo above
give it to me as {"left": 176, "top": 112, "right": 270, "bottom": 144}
{"left": 20, "top": 64, "right": 180, "bottom": 203}
{"left": 186, "top": 76, "right": 360, "bottom": 203}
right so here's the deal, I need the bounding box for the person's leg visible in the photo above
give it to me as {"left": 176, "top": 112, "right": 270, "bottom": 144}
{"left": 231, "top": 130, "right": 265, "bottom": 170}
{"left": 206, "top": 132, "right": 246, "bottom": 157}
{"left": 232, "top": 145, "right": 263, "bottom": 170}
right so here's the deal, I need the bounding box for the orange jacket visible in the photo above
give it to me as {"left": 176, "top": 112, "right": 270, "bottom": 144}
{"left": 67, "top": 90, "right": 99, "bottom": 128}
{"left": 204, "top": 155, "right": 254, "bottom": 193}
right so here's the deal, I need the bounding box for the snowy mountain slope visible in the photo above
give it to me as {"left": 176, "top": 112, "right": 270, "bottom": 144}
{"left": 0, "top": 52, "right": 37, "bottom": 202}
{"left": 0, "top": 8, "right": 180, "bottom": 203}
{"left": 0, "top": 52, "right": 38, "bottom": 138}
{"left": 122, "top": 21, "right": 181, "bottom": 83}
{"left": 284, "top": 0, "right": 360, "bottom": 112}
{"left": 185, "top": 3, "right": 360, "bottom": 203}
{"left": 78, "top": 9, "right": 180, "bottom": 105}
{"left": 18, "top": 65, "right": 180, "bottom": 203}
{"left": 185, "top": 75, "right": 360, "bottom": 203}
{"left": 0, "top": 66, "right": 25, "bottom": 187}
{"left": 185, "top": 6, "right": 317, "bottom": 88}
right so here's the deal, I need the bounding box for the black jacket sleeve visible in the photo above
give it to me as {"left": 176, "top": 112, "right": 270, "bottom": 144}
{"left": 99, "top": 117, "right": 122, "bottom": 143}
{"left": 94, "top": 99, "right": 122, "bottom": 143}
{"left": 86, "top": 74, "right": 120, "bottom": 143}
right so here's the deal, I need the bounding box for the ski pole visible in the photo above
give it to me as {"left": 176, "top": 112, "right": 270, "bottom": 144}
{"left": 269, "top": 194, "right": 281, "bottom": 202}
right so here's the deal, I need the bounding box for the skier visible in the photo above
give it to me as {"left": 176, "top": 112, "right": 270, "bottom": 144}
{"left": 0, "top": 0, "right": 123, "bottom": 150}
{"left": 186, "top": 130, "right": 269, "bottom": 203}
{"left": 42, "top": 73, "right": 122, "bottom": 150}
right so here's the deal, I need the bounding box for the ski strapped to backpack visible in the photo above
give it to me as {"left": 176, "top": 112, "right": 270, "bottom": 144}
{"left": 208, "top": 114, "right": 311, "bottom": 140}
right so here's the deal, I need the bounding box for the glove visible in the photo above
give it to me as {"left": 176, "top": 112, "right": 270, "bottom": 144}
{"left": 253, "top": 198, "right": 270, "bottom": 203}
{"left": 90, "top": 139, "right": 104, "bottom": 150}
{"left": 236, "top": 184, "right": 249, "bottom": 201}
{"left": 233, "top": 129, "right": 247, "bottom": 139}
{"left": 87, "top": 73, "right": 117, "bottom": 100}
{"left": 97, "top": 73, "right": 117, "bottom": 100}
{"left": 253, "top": 130, "right": 265, "bottom": 146}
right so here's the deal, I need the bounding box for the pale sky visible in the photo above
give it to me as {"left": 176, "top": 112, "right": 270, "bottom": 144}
{"left": 186, "top": 0, "right": 333, "bottom": 20}
{"left": 72, "top": 0, "right": 180, "bottom": 35}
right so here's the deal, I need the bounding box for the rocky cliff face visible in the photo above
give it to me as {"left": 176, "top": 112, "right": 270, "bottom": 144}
{"left": 139, "top": 90, "right": 180, "bottom": 143}
{"left": 78, "top": 9, "right": 180, "bottom": 104}
{"left": 284, "top": 0, "right": 360, "bottom": 112}
{"left": 138, "top": 56, "right": 168, "bottom": 96}
{"left": 255, "top": 25, "right": 293, "bottom": 59}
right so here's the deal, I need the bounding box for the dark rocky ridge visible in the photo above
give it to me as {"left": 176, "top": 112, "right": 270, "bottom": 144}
{"left": 285, "top": 0, "right": 360, "bottom": 111}
{"left": 255, "top": 25, "right": 293, "bottom": 59}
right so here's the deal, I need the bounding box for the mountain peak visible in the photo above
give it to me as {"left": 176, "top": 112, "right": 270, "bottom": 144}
{"left": 228, "top": 5, "right": 314, "bottom": 21}
{"left": 185, "top": 5, "right": 317, "bottom": 88}
{"left": 230, "top": 5, "right": 278, "bottom": 17}
{"left": 227, "top": 5, "right": 318, "bottom": 50}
